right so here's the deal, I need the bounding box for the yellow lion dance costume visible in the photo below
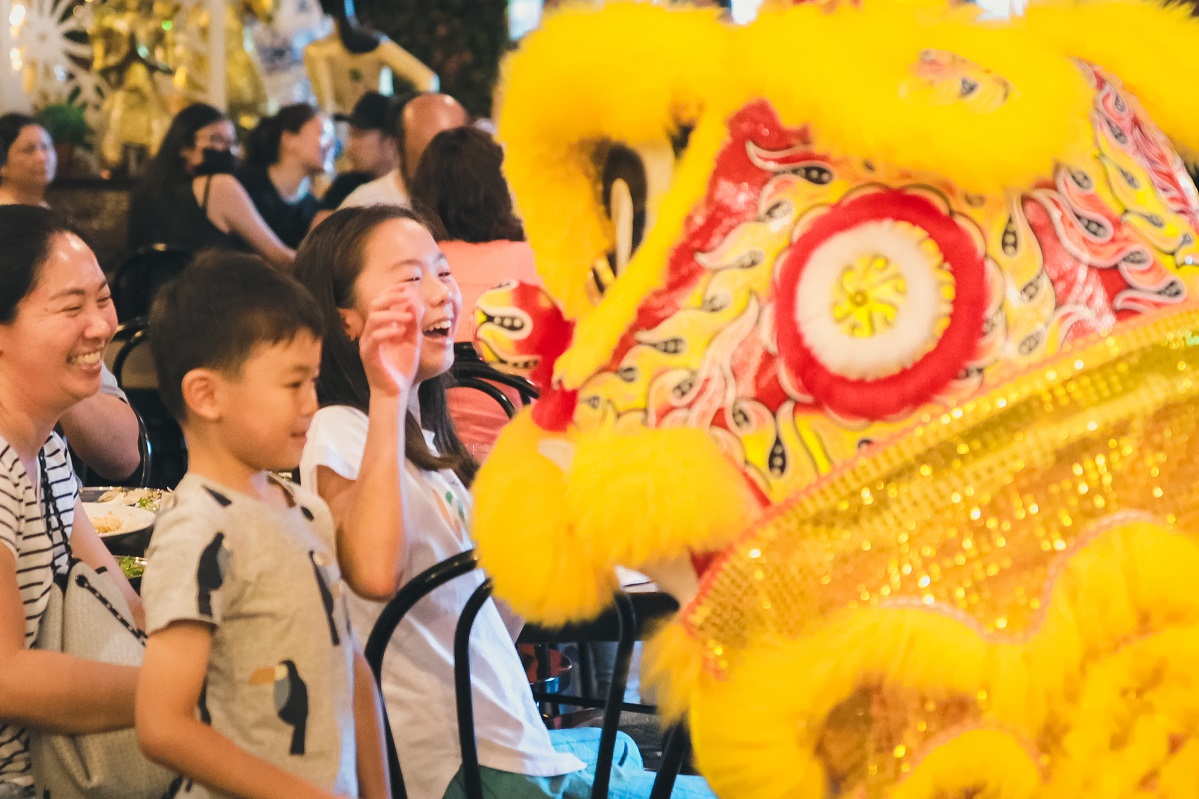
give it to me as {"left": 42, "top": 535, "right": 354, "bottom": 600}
{"left": 470, "top": 2, "right": 1199, "bottom": 796}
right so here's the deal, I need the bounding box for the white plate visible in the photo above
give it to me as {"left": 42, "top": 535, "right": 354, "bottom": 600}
{"left": 82, "top": 502, "right": 156, "bottom": 536}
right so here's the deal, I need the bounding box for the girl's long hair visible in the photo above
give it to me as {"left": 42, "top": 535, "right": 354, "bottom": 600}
{"left": 293, "top": 204, "right": 477, "bottom": 485}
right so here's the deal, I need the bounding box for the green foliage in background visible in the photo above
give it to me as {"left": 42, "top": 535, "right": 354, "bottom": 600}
{"left": 39, "top": 88, "right": 95, "bottom": 149}
{"left": 365, "top": 0, "right": 510, "bottom": 119}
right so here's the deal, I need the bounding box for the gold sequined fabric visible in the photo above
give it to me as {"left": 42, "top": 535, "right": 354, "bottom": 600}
{"left": 685, "top": 307, "right": 1199, "bottom": 674}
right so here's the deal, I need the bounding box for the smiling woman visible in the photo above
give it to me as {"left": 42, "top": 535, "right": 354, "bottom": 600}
{"left": 0, "top": 114, "right": 56, "bottom": 209}
{"left": 0, "top": 205, "right": 144, "bottom": 797}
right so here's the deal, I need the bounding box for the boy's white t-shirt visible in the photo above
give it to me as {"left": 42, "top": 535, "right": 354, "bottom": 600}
{"left": 300, "top": 405, "right": 583, "bottom": 799}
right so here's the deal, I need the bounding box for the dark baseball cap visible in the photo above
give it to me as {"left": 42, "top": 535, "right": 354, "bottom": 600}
{"left": 335, "top": 91, "right": 392, "bottom": 133}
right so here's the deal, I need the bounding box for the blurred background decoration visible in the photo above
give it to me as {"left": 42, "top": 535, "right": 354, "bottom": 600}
{"left": 0, "top": 0, "right": 749, "bottom": 173}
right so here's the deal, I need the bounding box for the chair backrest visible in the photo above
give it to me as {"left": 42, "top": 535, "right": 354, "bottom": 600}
{"left": 520, "top": 593, "right": 689, "bottom": 799}
{"left": 366, "top": 547, "right": 663, "bottom": 799}
{"left": 364, "top": 551, "right": 482, "bottom": 799}
{"left": 107, "top": 318, "right": 188, "bottom": 489}
{"left": 112, "top": 327, "right": 158, "bottom": 391}
{"left": 112, "top": 245, "right": 192, "bottom": 322}
{"left": 450, "top": 342, "right": 540, "bottom": 411}
{"left": 69, "top": 404, "right": 153, "bottom": 490}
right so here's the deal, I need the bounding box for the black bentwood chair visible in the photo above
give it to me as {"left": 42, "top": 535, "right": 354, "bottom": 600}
{"left": 107, "top": 319, "right": 187, "bottom": 489}
{"left": 111, "top": 244, "right": 192, "bottom": 322}
{"left": 365, "top": 549, "right": 690, "bottom": 799}
{"left": 449, "top": 341, "right": 540, "bottom": 415}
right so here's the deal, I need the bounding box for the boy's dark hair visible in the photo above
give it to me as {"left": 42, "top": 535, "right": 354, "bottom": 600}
{"left": 148, "top": 251, "right": 324, "bottom": 421}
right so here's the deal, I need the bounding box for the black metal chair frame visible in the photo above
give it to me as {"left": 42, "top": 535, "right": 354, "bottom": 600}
{"left": 522, "top": 597, "right": 692, "bottom": 798}
{"left": 111, "top": 324, "right": 150, "bottom": 387}
{"left": 109, "top": 318, "right": 189, "bottom": 489}
{"left": 68, "top": 403, "right": 153, "bottom": 489}
{"left": 449, "top": 342, "right": 540, "bottom": 414}
{"left": 364, "top": 551, "right": 689, "bottom": 799}
{"left": 363, "top": 551, "right": 481, "bottom": 799}
{"left": 112, "top": 244, "right": 192, "bottom": 322}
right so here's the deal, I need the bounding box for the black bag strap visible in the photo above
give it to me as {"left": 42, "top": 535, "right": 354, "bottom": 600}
{"left": 37, "top": 449, "right": 72, "bottom": 577}
{"left": 37, "top": 449, "right": 145, "bottom": 643}
{"left": 71, "top": 570, "right": 147, "bottom": 643}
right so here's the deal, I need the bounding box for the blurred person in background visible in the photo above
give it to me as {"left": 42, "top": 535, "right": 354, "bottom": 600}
{"left": 239, "top": 103, "right": 332, "bottom": 249}
{"left": 0, "top": 114, "right": 55, "bottom": 208}
{"left": 410, "top": 126, "right": 539, "bottom": 461}
{"left": 340, "top": 92, "right": 467, "bottom": 210}
{"left": 128, "top": 103, "right": 293, "bottom": 267}
{"left": 311, "top": 91, "right": 398, "bottom": 231}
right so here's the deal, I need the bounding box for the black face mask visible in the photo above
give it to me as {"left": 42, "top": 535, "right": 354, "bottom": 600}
{"left": 193, "top": 147, "right": 237, "bottom": 176}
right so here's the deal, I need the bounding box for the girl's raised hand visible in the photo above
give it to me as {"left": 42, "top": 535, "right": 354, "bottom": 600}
{"left": 359, "top": 282, "right": 424, "bottom": 399}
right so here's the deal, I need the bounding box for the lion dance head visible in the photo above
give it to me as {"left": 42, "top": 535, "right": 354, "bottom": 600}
{"left": 471, "top": 2, "right": 1199, "bottom": 796}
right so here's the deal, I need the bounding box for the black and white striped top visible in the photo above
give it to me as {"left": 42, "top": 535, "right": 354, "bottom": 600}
{"left": 0, "top": 433, "right": 74, "bottom": 786}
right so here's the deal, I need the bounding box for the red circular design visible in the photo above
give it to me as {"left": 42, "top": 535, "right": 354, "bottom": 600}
{"left": 774, "top": 188, "right": 988, "bottom": 420}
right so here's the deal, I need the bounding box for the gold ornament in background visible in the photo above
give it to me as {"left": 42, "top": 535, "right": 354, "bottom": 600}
{"left": 89, "top": 0, "right": 174, "bottom": 172}
{"left": 304, "top": 0, "right": 436, "bottom": 117}
{"left": 167, "top": 0, "right": 276, "bottom": 131}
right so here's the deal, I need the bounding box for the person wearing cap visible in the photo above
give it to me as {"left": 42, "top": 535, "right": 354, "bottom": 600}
{"left": 339, "top": 92, "right": 469, "bottom": 212}
{"left": 310, "top": 91, "right": 399, "bottom": 231}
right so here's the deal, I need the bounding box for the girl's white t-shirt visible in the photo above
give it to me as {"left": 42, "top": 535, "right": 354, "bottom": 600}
{"left": 299, "top": 405, "right": 583, "bottom": 799}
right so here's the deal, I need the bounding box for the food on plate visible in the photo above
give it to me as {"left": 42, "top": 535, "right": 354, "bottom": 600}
{"left": 95, "top": 487, "right": 165, "bottom": 512}
{"left": 92, "top": 511, "right": 123, "bottom": 535}
{"left": 116, "top": 556, "right": 146, "bottom": 580}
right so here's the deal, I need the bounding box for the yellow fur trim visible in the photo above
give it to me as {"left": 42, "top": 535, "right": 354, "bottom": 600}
{"left": 735, "top": 2, "right": 1092, "bottom": 192}
{"left": 1159, "top": 740, "right": 1199, "bottom": 798}
{"left": 566, "top": 425, "right": 760, "bottom": 566}
{"left": 689, "top": 639, "right": 831, "bottom": 799}
{"left": 674, "top": 520, "right": 1199, "bottom": 798}
{"left": 500, "top": 1, "right": 1129, "bottom": 385}
{"left": 554, "top": 114, "right": 736, "bottom": 386}
{"left": 891, "top": 729, "right": 1041, "bottom": 799}
{"left": 497, "top": 3, "right": 727, "bottom": 322}
{"left": 472, "top": 412, "right": 618, "bottom": 625}
{"left": 1024, "top": 0, "right": 1199, "bottom": 158}
{"left": 641, "top": 620, "right": 707, "bottom": 724}
{"left": 474, "top": 417, "right": 758, "bottom": 625}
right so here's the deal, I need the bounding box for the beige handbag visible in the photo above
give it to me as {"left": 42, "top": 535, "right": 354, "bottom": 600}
{"left": 29, "top": 453, "right": 179, "bottom": 799}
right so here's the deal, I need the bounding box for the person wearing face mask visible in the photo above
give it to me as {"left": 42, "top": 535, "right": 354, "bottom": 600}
{"left": 128, "top": 104, "right": 294, "bottom": 268}
{"left": 0, "top": 114, "right": 56, "bottom": 208}
{"left": 238, "top": 104, "right": 332, "bottom": 249}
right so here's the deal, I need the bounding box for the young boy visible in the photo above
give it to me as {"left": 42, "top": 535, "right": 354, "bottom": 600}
{"left": 135, "top": 253, "right": 388, "bottom": 799}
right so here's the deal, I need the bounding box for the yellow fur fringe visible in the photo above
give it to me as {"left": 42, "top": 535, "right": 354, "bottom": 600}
{"left": 472, "top": 414, "right": 759, "bottom": 625}
{"left": 472, "top": 412, "right": 619, "bottom": 625}
{"left": 566, "top": 425, "right": 760, "bottom": 565}
{"left": 673, "top": 519, "right": 1199, "bottom": 799}
{"left": 1024, "top": 0, "right": 1199, "bottom": 159}
{"left": 497, "top": 3, "right": 727, "bottom": 322}
{"left": 891, "top": 729, "right": 1042, "bottom": 799}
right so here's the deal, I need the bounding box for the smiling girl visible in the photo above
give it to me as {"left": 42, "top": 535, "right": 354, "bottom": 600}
{"left": 295, "top": 205, "right": 715, "bottom": 799}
